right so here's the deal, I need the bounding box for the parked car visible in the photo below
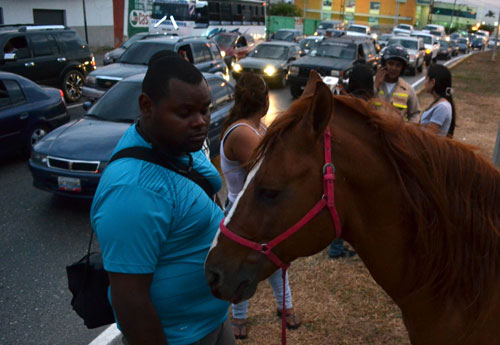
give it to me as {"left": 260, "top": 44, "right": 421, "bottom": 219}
{"left": 83, "top": 36, "right": 229, "bottom": 100}
{"left": 0, "top": 25, "right": 96, "bottom": 102}
{"left": 0, "top": 71, "right": 68, "bottom": 157}
{"left": 386, "top": 36, "right": 425, "bottom": 75}
{"left": 487, "top": 38, "right": 500, "bottom": 49}
{"left": 411, "top": 31, "right": 439, "bottom": 64}
{"left": 287, "top": 36, "right": 378, "bottom": 98}
{"left": 213, "top": 31, "right": 255, "bottom": 66}
{"left": 314, "top": 20, "right": 345, "bottom": 36}
{"left": 232, "top": 41, "right": 302, "bottom": 88}
{"left": 299, "top": 36, "right": 324, "bottom": 55}
{"left": 271, "top": 29, "right": 303, "bottom": 43}
{"left": 456, "top": 37, "right": 470, "bottom": 54}
{"left": 378, "top": 34, "right": 393, "bottom": 49}
{"left": 102, "top": 32, "right": 177, "bottom": 65}
{"left": 29, "top": 72, "right": 234, "bottom": 198}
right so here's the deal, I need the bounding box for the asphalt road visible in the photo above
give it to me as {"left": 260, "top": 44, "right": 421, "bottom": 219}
{"left": 0, "top": 52, "right": 468, "bottom": 345}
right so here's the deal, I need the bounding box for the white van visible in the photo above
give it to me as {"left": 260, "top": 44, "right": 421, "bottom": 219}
{"left": 423, "top": 24, "right": 445, "bottom": 37}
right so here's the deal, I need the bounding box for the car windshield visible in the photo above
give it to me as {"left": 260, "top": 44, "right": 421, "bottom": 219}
{"left": 119, "top": 42, "right": 175, "bottom": 64}
{"left": 412, "top": 34, "right": 432, "bottom": 44}
{"left": 458, "top": 38, "right": 467, "bottom": 43}
{"left": 380, "top": 34, "right": 392, "bottom": 41}
{"left": 318, "top": 23, "right": 334, "bottom": 30}
{"left": 122, "top": 33, "right": 146, "bottom": 49}
{"left": 86, "top": 81, "right": 142, "bottom": 122}
{"left": 388, "top": 39, "right": 417, "bottom": 49}
{"left": 398, "top": 25, "right": 411, "bottom": 30}
{"left": 214, "top": 34, "right": 236, "bottom": 47}
{"left": 300, "top": 38, "right": 321, "bottom": 50}
{"left": 473, "top": 38, "right": 483, "bottom": 43}
{"left": 348, "top": 26, "right": 366, "bottom": 33}
{"left": 439, "top": 41, "right": 449, "bottom": 48}
{"left": 316, "top": 42, "right": 355, "bottom": 59}
{"left": 249, "top": 44, "right": 288, "bottom": 59}
{"left": 274, "top": 31, "right": 294, "bottom": 41}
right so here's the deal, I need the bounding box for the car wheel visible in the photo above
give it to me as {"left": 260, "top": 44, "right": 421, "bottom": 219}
{"left": 22, "top": 124, "right": 49, "bottom": 158}
{"left": 290, "top": 84, "right": 302, "bottom": 99}
{"left": 62, "top": 70, "right": 84, "bottom": 102}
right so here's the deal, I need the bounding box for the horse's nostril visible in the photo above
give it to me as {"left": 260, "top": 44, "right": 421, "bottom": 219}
{"left": 205, "top": 266, "right": 223, "bottom": 288}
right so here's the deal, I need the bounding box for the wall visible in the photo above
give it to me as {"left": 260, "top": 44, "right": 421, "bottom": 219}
{"left": 1, "top": 0, "right": 114, "bottom": 48}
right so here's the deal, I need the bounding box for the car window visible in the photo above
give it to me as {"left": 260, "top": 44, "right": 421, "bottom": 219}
{"left": 30, "top": 34, "right": 59, "bottom": 57}
{"left": 235, "top": 36, "right": 247, "bottom": 47}
{"left": 3, "top": 36, "right": 31, "bottom": 59}
{"left": 207, "top": 78, "right": 232, "bottom": 110}
{"left": 86, "top": 81, "right": 142, "bottom": 122}
{"left": 388, "top": 39, "right": 418, "bottom": 50}
{"left": 316, "top": 42, "right": 355, "bottom": 59}
{"left": 0, "top": 79, "right": 26, "bottom": 108}
{"left": 193, "top": 42, "right": 212, "bottom": 63}
{"left": 213, "top": 34, "right": 236, "bottom": 48}
{"left": 245, "top": 35, "right": 254, "bottom": 44}
{"left": 120, "top": 42, "right": 175, "bottom": 64}
{"left": 348, "top": 26, "right": 366, "bottom": 33}
{"left": 274, "top": 31, "right": 294, "bottom": 41}
{"left": 249, "top": 44, "right": 288, "bottom": 59}
{"left": 209, "top": 42, "right": 222, "bottom": 59}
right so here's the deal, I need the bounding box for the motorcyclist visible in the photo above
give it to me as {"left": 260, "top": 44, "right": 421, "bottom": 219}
{"left": 374, "top": 45, "right": 420, "bottom": 123}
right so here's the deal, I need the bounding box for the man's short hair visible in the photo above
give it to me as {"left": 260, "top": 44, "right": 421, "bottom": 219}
{"left": 142, "top": 50, "right": 204, "bottom": 103}
{"left": 346, "top": 63, "right": 374, "bottom": 100}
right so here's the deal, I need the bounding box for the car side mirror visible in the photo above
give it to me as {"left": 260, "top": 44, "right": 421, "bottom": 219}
{"left": 83, "top": 101, "right": 93, "bottom": 111}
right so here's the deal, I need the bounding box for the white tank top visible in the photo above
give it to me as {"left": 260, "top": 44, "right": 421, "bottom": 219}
{"left": 220, "top": 123, "right": 265, "bottom": 203}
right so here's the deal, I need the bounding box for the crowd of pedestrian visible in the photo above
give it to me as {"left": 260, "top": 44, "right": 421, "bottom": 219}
{"left": 90, "top": 43, "right": 455, "bottom": 345}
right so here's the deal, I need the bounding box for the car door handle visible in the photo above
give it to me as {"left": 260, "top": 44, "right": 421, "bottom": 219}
{"left": 57, "top": 57, "right": 67, "bottom": 62}
{"left": 19, "top": 112, "right": 29, "bottom": 120}
{"left": 24, "top": 62, "right": 35, "bottom": 67}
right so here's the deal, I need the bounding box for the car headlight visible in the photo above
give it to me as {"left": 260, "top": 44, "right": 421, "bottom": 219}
{"left": 85, "top": 75, "right": 97, "bottom": 87}
{"left": 314, "top": 32, "right": 318, "bottom": 36}
{"left": 289, "top": 66, "right": 299, "bottom": 76}
{"left": 330, "top": 70, "right": 340, "bottom": 77}
{"left": 104, "top": 52, "right": 111, "bottom": 60}
{"left": 220, "top": 50, "right": 226, "bottom": 58}
{"left": 30, "top": 151, "right": 48, "bottom": 166}
{"left": 233, "top": 63, "right": 242, "bottom": 72}
{"left": 264, "top": 65, "right": 276, "bottom": 76}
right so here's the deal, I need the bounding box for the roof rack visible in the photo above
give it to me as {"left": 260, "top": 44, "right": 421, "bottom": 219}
{"left": 20, "top": 25, "right": 67, "bottom": 32}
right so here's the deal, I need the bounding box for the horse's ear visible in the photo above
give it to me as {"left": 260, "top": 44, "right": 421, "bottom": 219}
{"left": 301, "top": 70, "right": 323, "bottom": 99}
{"left": 307, "top": 80, "right": 333, "bottom": 136}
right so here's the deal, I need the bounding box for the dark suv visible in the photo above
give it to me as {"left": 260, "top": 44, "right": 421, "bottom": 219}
{"left": 0, "top": 25, "right": 96, "bottom": 102}
{"left": 287, "top": 36, "right": 378, "bottom": 98}
{"left": 83, "top": 36, "right": 229, "bottom": 100}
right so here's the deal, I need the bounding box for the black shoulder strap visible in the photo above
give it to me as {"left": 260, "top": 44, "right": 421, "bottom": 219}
{"left": 108, "top": 146, "right": 215, "bottom": 198}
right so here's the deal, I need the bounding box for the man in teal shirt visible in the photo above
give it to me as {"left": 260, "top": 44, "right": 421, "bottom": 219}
{"left": 91, "top": 51, "right": 234, "bottom": 345}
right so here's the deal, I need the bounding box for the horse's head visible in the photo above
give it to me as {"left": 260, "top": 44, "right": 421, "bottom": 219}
{"left": 205, "top": 71, "right": 349, "bottom": 303}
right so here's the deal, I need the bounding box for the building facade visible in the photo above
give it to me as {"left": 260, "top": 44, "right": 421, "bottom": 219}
{"left": 429, "top": 1, "right": 478, "bottom": 30}
{"left": 0, "top": 0, "right": 115, "bottom": 47}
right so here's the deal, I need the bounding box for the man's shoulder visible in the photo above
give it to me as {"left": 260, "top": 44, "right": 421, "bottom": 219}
{"left": 397, "top": 78, "right": 412, "bottom": 91}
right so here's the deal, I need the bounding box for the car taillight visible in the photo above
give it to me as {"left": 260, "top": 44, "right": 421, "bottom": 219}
{"left": 59, "top": 89, "right": 66, "bottom": 104}
{"left": 91, "top": 56, "right": 96, "bottom": 67}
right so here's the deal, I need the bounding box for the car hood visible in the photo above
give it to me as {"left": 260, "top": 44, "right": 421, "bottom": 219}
{"left": 34, "top": 118, "right": 131, "bottom": 161}
{"left": 88, "top": 63, "right": 147, "bottom": 79}
{"left": 292, "top": 55, "right": 352, "bottom": 70}
{"left": 238, "top": 57, "right": 285, "bottom": 69}
{"left": 106, "top": 47, "right": 126, "bottom": 59}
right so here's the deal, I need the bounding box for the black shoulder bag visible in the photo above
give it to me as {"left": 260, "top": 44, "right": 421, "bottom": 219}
{"left": 66, "top": 146, "right": 215, "bottom": 329}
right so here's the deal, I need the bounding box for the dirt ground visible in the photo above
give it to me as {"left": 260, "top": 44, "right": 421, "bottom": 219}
{"left": 230, "top": 51, "right": 500, "bottom": 345}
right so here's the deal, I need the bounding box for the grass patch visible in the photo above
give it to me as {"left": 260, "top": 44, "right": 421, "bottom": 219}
{"left": 230, "top": 51, "right": 500, "bottom": 345}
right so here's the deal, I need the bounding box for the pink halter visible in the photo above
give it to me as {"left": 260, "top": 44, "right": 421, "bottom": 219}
{"left": 218, "top": 127, "right": 342, "bottom": 345}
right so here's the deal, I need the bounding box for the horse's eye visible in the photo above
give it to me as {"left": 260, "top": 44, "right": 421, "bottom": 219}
{"left": 258, "top": 188, "right": 280, "bottom": 201}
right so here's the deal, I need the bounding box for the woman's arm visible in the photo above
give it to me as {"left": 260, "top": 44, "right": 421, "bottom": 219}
{"left": 224, "top": 125, "right": 262, "bottom": 167}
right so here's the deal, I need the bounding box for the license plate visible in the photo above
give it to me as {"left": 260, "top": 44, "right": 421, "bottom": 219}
{"left": 58, "top": 176, "right": 81, "bottom": 192}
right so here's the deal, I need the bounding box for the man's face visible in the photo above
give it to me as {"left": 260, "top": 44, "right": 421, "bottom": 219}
{"left": 385, "top": 59, "right": 404, "bottom": 81}
{"left": 142, "top": 78, "right": 211, "bottom": 156}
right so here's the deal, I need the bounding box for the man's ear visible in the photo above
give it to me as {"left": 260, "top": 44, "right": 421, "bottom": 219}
{"left": 138, "top": 93, "right": 154, "bottom": 119}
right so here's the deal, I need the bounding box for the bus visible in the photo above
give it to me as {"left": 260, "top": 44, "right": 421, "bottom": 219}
{"left": 149, "top": 0, "right": 266, "bottom": 38}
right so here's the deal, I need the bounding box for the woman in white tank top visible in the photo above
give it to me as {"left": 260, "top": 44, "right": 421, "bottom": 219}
{"left": 219, "top": 73, "right": 301, "bottom": 339}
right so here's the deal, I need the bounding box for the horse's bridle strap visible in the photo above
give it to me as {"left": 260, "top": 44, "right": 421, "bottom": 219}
{"left": 219, "top": 127, "right": 342, "bottom": 269}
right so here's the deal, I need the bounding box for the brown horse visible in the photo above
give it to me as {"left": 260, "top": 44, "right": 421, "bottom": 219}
{"left": 205, "top": 72, "right": 500, "bottom": 345}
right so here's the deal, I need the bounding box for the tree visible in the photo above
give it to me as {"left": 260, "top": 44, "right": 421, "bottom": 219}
{"left": 485, "top": 10, "right": 495, "bottom": 18}
{"left": 268, "top": 3, "right": 302, "bottom": 17}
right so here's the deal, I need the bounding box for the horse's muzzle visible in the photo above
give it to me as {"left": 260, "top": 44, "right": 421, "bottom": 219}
{"left": 205, "top": 263, "right": 257, "bottom": 303}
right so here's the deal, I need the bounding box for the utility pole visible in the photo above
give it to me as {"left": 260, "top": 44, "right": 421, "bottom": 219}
{"left": 339, "top": 0, "right": 345, "bottom": 22}
{"left": 82, "top": 0, "right": 89, "bottom": 44}
{"left": 449, "top": 0, "right": 457, "bottom": 33}
{"left": 395, "top": 0, "right": 400, "bottom": 26}
{"left": 428, "top": 0, "right": 434, "bottom": 24}
{"left": 492, "top": 9, "right": 499, "bottom": 61}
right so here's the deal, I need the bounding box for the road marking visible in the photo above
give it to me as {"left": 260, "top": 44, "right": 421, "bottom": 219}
{"left": 88, "top": 324, "right": 120, "bottom": 345}
{"left": 67, "top": 102, "right": 84, "bottom": 109}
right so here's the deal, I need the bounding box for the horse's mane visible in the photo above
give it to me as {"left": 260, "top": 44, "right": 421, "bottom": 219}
{"left": 252, "top": 94, "right": 500, "bottom": 320}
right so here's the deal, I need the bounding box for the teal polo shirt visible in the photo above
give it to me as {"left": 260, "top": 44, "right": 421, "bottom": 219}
{"left": 90, "top": 125, "right": 228, "bottom": 345}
